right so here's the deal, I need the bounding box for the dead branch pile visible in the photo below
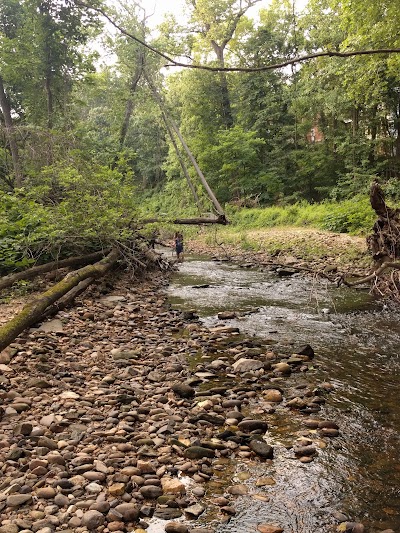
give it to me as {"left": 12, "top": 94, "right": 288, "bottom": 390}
{"left": 0, "top": 238, "right": 174, "bottom": 352}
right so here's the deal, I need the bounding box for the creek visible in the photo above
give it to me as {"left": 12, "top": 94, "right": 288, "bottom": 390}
{"left": 168, "top": 255, "right": 400, "bottom": 533}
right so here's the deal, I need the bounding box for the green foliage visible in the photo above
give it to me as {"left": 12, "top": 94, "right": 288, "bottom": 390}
{"left": 227, "top": 197, "right": 376, "bottom": 235}
{"left": 0, "top": 162, "right": 138, "bottom": 272}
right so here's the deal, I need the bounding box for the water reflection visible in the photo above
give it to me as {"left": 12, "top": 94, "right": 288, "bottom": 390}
{"left": 168, "top": 258, "right": 400, "bottom": 532}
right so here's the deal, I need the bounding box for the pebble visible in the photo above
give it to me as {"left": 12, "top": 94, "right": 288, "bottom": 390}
{"left": 0, "top": 272, "right": 358, "bottom": 533}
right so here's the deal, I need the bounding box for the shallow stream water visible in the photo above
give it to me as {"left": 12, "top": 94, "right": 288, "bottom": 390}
{"left": 167, "top": 255, "right": 400, "bottom": 533}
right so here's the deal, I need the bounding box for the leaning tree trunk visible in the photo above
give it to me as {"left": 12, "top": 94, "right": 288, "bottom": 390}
{"left": 0, "top": 249, "right": 120, "bottom": 352}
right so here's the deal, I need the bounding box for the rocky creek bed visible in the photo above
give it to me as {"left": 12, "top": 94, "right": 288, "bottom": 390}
{"left": 0, "top": 264, "right": 396, "bottom": 533}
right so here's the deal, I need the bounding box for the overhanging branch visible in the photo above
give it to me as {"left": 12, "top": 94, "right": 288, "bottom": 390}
{"left": 73, "top": 2, "right": 400, "bottom": 73}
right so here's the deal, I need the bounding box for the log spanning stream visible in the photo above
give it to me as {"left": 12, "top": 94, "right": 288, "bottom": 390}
{"left": 167, "top": 256, "right": 400, "bottom": 533}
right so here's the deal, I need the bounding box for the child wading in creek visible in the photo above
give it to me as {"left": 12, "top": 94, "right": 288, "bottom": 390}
{"left": 174, "top": 232, "right": 184, "bottom": 262}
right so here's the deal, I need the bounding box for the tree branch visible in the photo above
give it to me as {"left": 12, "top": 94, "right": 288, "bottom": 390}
{"left": 72, "top": 1, "right": 400, "bottom": 73}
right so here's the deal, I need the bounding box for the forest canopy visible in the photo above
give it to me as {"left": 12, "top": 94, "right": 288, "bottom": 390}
{"left": 1, "top": 0, "right": 400, "bottom": 267}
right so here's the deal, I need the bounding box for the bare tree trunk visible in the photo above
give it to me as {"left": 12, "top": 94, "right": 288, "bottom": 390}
{"left": 0, "top": 75, "right": 23, "bottom": 188}
{"left": 160, "top": 112, "right": 203, "bottom": 211}
{"left": 211, "top": 42, "right": 233, "bottom": 129}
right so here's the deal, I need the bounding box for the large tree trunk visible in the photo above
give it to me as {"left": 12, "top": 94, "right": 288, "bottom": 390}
{"left": 0, "top": 249, "right": 120, "bottom": 352}
{"left": 0, "top": 250, "right": 110, "bottom": 291}
{"left": 0, "top": 74, "right": 23, "bottom": 188}
{"left": 211, "top": 42, "right": 233, "bottom": 129}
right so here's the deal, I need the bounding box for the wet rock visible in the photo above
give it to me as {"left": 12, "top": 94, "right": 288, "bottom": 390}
{"left": 257, "top": 526, "right": 284, "bottom": 533}
{"left": 184, "top": 446, "right": 215, "bottom": 459}
{"left": 220, "top": 506, "right": 236, "bottom": 515}
{"left": 293, "top": 445, "right": 317, "bottom": 457}
{"left": 320, "top": 428, "right": 340, "bottom": 437}
{"left": 232, "top": 358, "right": 264, "bottom": 373}
{"left": 154, "top": 508, "right": 182, "bottom": 520}
{"left": 296, "top": 344, "right": 315, "bottom": 359}
{"left": 184, "top": 503, "right": 205, "bottom": 518}
{"left": 81, "top": 510, "right": 105, "bottom": 530}
{"left": 318, "top": 420, "right": 339, "bottom": 429}
{"left": 337, "top": 523, "right": 365, "bottom": 533}
{"left": 303, "top": 419, "right": 320, "bottom": 429}
{"left": 249, "top": 439, "right": 273, "bottom": 459}
{"left": 227, "top": 484, "right": 248, "bottom": 495}
{"left": 165, "top": 523, "right": 189, "bottom": 533}
{"left": 238, "top": 420, "right": 268, "bottom": 433}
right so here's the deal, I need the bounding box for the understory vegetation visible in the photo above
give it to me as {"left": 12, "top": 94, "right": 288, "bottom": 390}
{"left": 1, "top": 0, "right": 400, "bottom": 273}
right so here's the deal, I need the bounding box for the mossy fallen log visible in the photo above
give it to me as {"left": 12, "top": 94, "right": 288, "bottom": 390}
{"left": 0, "top": 249, "right": 120, "bottom": 352}
{"left": 0, "top": 250, "right": 110, "bottom": 292}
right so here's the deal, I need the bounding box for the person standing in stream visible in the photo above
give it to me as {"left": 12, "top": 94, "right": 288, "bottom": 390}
{"left": 174, "top": 232, "right": 184, "bottom": 262}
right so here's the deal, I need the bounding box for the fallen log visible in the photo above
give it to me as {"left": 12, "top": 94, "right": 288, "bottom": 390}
{"left": 0, "top": 250, "right": 109, "bottom": 292}
{"left": 141, "top": 215, "right": 228, "bottom": 225}
{"left": 0, "top": 249, "right": 120, "bottom": 352}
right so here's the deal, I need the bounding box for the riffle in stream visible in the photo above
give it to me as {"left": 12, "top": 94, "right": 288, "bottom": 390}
{"left": 166, "top": 256, "right": 400, "bottom": 533}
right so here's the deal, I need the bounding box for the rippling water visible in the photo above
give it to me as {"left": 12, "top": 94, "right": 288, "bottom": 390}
{"left": 168, "top": 256, "right": 400, "bottom": 533}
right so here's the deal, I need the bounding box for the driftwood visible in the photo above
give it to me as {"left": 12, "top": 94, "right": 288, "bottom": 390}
{"left": 0, "top": 249, "right": 120, "bottom": 352}
{"left": 0, "top": 250, "right": 109, "bottom": 291}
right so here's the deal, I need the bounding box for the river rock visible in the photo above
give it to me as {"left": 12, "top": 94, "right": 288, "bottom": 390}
{"left": 184, "top": 446, "right": 215, "bottom": 459}
{"left": 114, "top": 503, "right": 140, "bottom": 522}
{"left": 227, "top": 484, "right": 248, "bottom": 495}
{"left": 273, "top": 362, "right": 291, "bottom": 374}
{"left": 6, "top": 494, "right": 32, "bottom": 507}
{"left": 161, "top": 477, "right": 186, "bottom": 495}
{"left": 154, "top": 508, "right": 182, "bottom": 520}
{"left": 249, "top": 439, "right": 273, "bottom": 458}
{"left": 165, "top": 523, "right": 189, "bottom": 533}
{"left": 232, "top": 358, "right": 264, "bottom": 372}
{"left": 172, "top": 383, "right": 195, "bottom": 398}
{"left": 238, "top": 419, "right": 268, "bottom": 433}
{"left": 81, "top": 510, "right": 105, "bottom": 530}
{"left": 36, "top": 487, "right": 56, "bottom": 499}
{"left": 217, "top": 311, "right": 237, "bottom": 320}
{"left": 139, "top": 485, "right": 163, "bottom": 499}
{"left": 296, "top": 344, "right": 315, "bottom": 359}
{"left": 0, "top": 525, "right": 19, "bottom": 533}
{"left": 294, "top": 445, "right": 317, "bottom": 457}
{"left": 263, "top": 389, "right": 282, "bottom": 402}
{"left": 185, "top": 503, "right": 205, "bottom": 518}
{"left": 257, "top": 525, "right": 284, "bottom": 533}
{"left": 337, "top": 523, "right": 365, "bottom": 533}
